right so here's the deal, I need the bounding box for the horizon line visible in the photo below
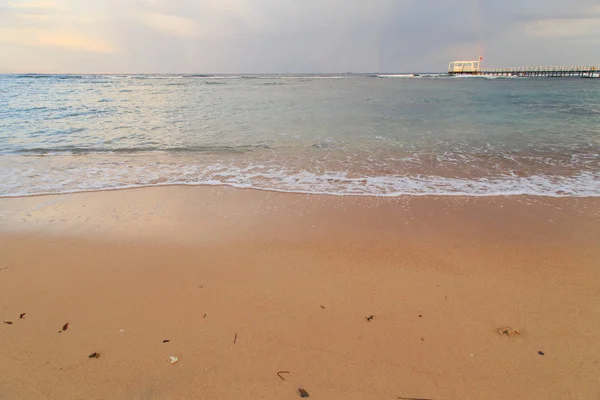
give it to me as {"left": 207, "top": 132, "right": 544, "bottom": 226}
{"left": 0, "top": 71, "right": 445, "bottom": 75}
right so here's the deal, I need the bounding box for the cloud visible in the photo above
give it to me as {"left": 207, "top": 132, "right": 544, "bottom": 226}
{"left": 7, "top": 0, "right": 63, "bottom": 10}
{"left": 1, "top": 0, "right": 600, "bottom": 73}
{"left": 37, "top": 32, "right": 115, "bottom": 53}
{"left": 0, "top": 27, "right": 116, "bottom": 53}
{"left": 525, "top": 18, "right": 600, "bottom": 38}
{"left": 1, "top": 0, "right": 115, "bottom": 55}
{"left": 140, "top": 12, "right": 198, "bottom": 38}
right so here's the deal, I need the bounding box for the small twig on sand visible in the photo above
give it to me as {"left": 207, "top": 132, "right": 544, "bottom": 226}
{"left": 397, "top": 396, "right": 433, "bottom": 400}
{"left": 365, "top": 315, "right": 374, "bottom": 322}
{"left": 233, "top": 333, "right": 237, "bottom": 344}
{"left": 276, "top": 371, "right": 290, "bottom": 381}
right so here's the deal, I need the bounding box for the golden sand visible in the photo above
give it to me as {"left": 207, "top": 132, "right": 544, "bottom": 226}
{"left": 1, "top": 187, "right": 599, "bottom": 399}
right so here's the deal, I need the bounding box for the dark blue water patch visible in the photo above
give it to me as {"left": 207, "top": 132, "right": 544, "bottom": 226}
{"left": 7, "top": 144, "right": 271, "bottom": 155}
{"left": 24, "top": 129, "right": 52, "bottom": 138}
{"left": 12, "top": 74, "right": 84, "bottom": 80}
{"left": 14, "top": 74, "right": 54, "bottom": 79}
{"left": 63, "top": 127, "right": 87, "bottom": 134}
{"left": 13, "top": 106, "right": 50, "bottom": 113}
{"left": 47, "top": 109, "right": 110, "bottom": 120}
{"left": 17, "top": 126, "right": 87, "bottom": 139}
{"left": 185, "top": 74, "right": 215, "bottom": 78}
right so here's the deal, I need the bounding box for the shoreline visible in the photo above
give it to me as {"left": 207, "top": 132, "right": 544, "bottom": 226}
{"left": 1, "top": 186, "right": 599, "bottom": 399}
{"left": 2, "top": 177, "right": 600, "bottom": 200}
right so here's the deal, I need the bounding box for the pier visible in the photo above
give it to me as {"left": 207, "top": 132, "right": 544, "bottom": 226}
{"left": 448, "top": 60, "right": 600, "bottom": 78}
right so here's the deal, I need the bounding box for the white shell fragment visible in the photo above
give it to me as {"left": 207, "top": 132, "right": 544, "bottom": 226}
{"left": 169, "top": 356, "right": 179, "bottom": 364}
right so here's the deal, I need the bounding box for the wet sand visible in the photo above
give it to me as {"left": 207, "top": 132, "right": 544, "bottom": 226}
{"left": 1, "top": 186, "right": 599, "bottom": 400}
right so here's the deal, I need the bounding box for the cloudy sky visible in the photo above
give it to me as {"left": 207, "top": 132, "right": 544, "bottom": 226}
{"left": 1, "top": 0, "right": 599, "bottom": 73}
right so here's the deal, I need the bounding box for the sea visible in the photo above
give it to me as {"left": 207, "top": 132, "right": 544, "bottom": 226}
{"left": 1, "top": 73, "right": 598, "bottom": 197}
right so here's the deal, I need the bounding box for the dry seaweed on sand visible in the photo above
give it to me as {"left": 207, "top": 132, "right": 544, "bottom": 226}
{"left": 498, "top": 328, "right": 520, "bottom": 337}
{"left": 397, "top": 397, "right": 433, "bottom": 400}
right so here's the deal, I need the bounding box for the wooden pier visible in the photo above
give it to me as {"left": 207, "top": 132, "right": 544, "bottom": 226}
{"left": 448, "top": 60, "right": 599, "bottom": 77}
{"left": 479, "top": 65, "right": 600, "bottom": 78}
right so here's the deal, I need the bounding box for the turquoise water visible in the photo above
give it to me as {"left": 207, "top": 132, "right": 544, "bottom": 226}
{"left": 1, "top": 74, "right": 598, "bottom": 196}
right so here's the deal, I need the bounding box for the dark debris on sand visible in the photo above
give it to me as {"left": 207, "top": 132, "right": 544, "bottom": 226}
{"left": 276, "top": 371, "right": 290, "bottom": 381}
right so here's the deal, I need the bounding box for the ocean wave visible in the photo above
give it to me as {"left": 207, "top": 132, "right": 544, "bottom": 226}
{"left": 7, "top": 144, "right": 270, "bottom": 155}
{"left": 278, "top": 76, "right": 347, "bottom": 79}
{"left": 198, "top": 75, "right": 347, "bottom": 80}
{"left": 203, "top": 76, "right": 241, "bottom": 79}
{"left": 376, "top": 74, "right": 421, "bottom": 78}
{"left": 13, "top": 74, "right": 85, "bottom": 80}
{"left": 14, "top": 74, "right": 54, "bottom": 79}
{"left": 0, "top": 160, "right": 598, "bottom": 198}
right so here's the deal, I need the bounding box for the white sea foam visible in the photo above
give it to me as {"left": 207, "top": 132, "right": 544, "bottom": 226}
{"left": 376, "top": 74, "right": 419, "bottom": 78}
{"left": 1, "top": 160, "right": 598, "bottom": 198}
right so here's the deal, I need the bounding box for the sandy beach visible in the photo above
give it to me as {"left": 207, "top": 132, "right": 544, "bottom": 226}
{"left": 1, "top": 186, "right": 599, "bottom": 400}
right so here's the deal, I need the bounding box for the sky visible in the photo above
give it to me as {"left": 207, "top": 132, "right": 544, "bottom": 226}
{"left": 1, "top": 0, "right": 599, "bottom": 73}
